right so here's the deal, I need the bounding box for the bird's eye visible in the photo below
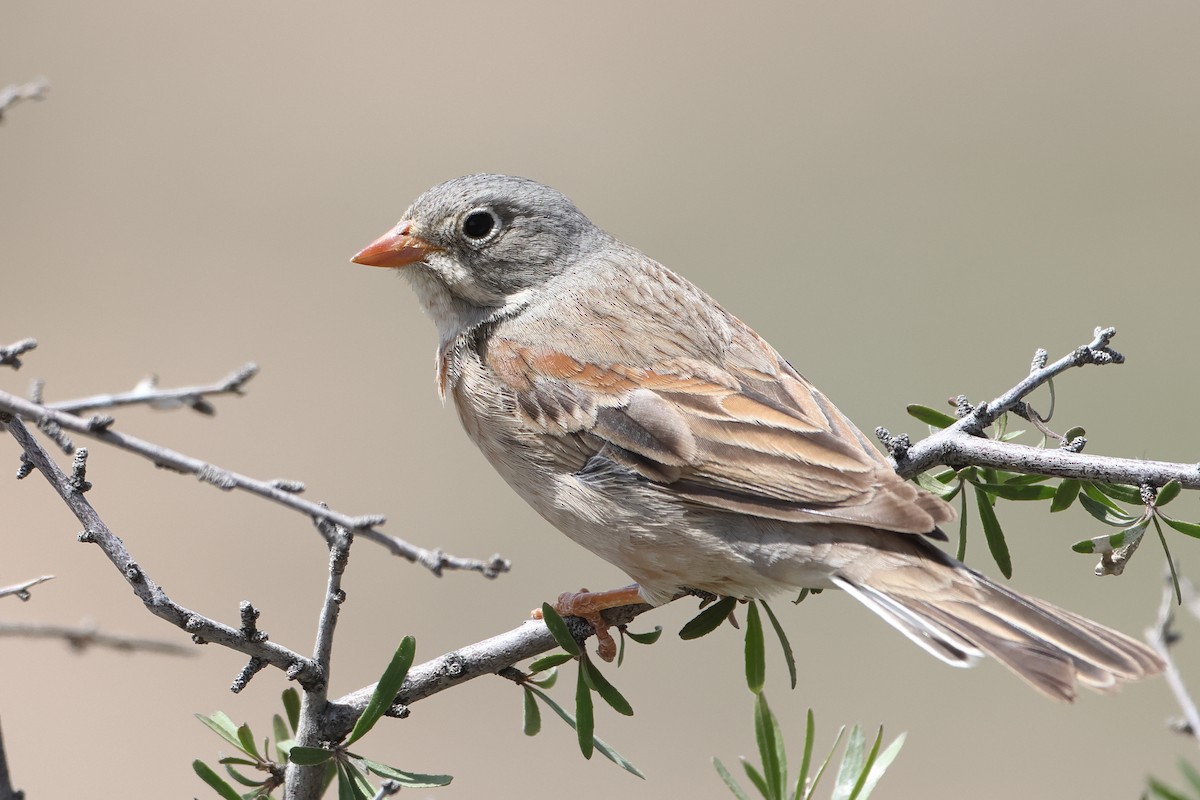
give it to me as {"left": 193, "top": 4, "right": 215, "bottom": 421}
{"left": 461, "top": 209, "right": 498, "bottom": 241}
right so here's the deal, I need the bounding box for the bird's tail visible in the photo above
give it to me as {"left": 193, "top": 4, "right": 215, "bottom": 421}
{"left": 832, "top": 540, "right": 1163, "bottom": 702}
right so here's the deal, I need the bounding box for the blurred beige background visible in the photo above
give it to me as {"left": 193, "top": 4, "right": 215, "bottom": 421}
{"left": 4, "top": 2, "right": 1199, "bottom": 797}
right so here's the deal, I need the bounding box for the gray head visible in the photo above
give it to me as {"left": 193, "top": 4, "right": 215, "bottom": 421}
{"left": 352, "top": 174, "right": 602, "bottom": 310}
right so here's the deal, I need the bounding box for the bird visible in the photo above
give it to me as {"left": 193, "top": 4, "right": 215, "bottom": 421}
{"left": 351, "top": 173, "right": 1163, "bottom": 701}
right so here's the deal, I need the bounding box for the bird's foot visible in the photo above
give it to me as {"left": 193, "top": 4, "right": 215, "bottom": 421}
{"left": 532, "top": 584, "right": 645, "bottom": 662}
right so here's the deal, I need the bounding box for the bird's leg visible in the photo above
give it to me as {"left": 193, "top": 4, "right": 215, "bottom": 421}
{"left": 533, "top": 584, "right": 645, "bottom": 662}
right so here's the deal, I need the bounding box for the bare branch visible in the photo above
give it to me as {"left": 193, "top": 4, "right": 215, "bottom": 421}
{"left": 1, "top": 412, "right": 322, "bottom": 688}
{"left": 0, "top": 388, "right": 509, "bottom": 578}
{"left": 0, "top": 575, "right": 54, "bottom": 601}
{"left": 0, "top": 339, "right": 36, "bottom": 371}
{"left": 1147, "top": 573, "right": 1200, "bottom": 748}
{"left": 887, "top": 327, "right": 1200, "bottom": 488}
{"left": 45, "top": 363, "right": 259, "bottom": 415}
{"left": 0, "top": 78, "right": 47, "bottom": 122}
{"left": 0, "top": 621, "right": 193, "bottom": 656}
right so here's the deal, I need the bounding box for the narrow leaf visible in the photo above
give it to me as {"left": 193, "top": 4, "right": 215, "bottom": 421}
{"left": 745, "top": 602, "right": 766, "bottom": 695}
{"left": 973, "top": 482, "right": 1056, "bottom": 501}
{"left": 541, "top": 603, "right": 582, "bottom": 656}
{"left": 742, "top": 760, "right": 772, "bottom": 798}
{"left": 347, "top": 636, "right": 415, "bottom": 746}
{"left": 1004, "top": 473, "right": 1053, "bottom": 485}
{"left": 581, "top": 658, "right": 634, "bottom": 716}
{"left": 528, "top": 667, "right": 559, "bottom": 688}
{"left": 288, "top": 746, "right": 335, "bottom": 765}
{"left": 794, "top": 709, "right": 816, "bottom": 800}
{"left": 856, "top": 733, "right": 906, "bottom": 800}
{"left": 282, "top": 687, "right": 301, "bottom": 734}
{"left": 1092, "top": 482, "right": 1144, "bottom": 505}
{"left": 1071, "top": 519, "right": 1147, "bottom": 555}
{"left": 906, "top": 404, "right": 957, "bottom": 429}
{"left": 1152, "top": 516, "right": 1183, "bottom": 605}
{"left": 522, "top": 687, "right": 542, "bottom": 736}
{"left": 760, "top": 601, "right": 797, "bottom": 690}
{"left": 195, "top": 712, "right": 246, "bottom": 752}
{"left": 1156, "top": 480, "right": 1183, "bottom": 508}
{"left": 192, "top": 760, "right": 243, "bottom": 800}
{"left": 576, "top": 659, "right": 595, "bottom": 759}
{"left": 339, "top": 761, "right": 375, "bottom": 800}
{"left": 1051, "top": 479, "right": 1081, "bottom": 513}
{"left": 626, "top": 626, "right": 663, "bottom": 645}
{"left": 272, "top": 715, "right": 290, "bottom": 756}
{"left": 525, "top": 686, "right": 644, "bottom": 778}
{"left": 914, "top": 471, "right": 958, "bottom": 499}
{"left": 956, "top": 487, "right": 968, "bottom": 562}
{"left": 806, "top": 726, "right": 846, "bottom": 800}
{"left": 754, "top": 693, "right": 786, "bottom": 800}
{"left": 679, "top": 596, "right": 738, "bottom": 640}
{"left": 235, "top": 723, "right": 260, "bottom": 760}
{"left": 224, "top": 763, "right": 267, "bottom": 788}
{"left": 1179, "top": 758, "right": 1200, "bottom": 794}
{"left": 1147, "top": 778, "right": 1190, "bottom": 800}
{"left": 832, "top": 725, "right": 868, "bottom": 800}
{"left": 363, "top": 759, "right": 453, "bottom": 787}
{"left": 847, "top": 727, "right": 884, "bottom": 800}
{"left": 974, "top": 486, "right": 1012, "bottom": 578}
{"left": 529, "top": 652, "right": 574, "bottom": 672}
{"left": 714, "top": 757, "right": 753, "bottom": 800}
{"left": 1078, "top": 492, "right": 1138, "bottom": 527}
{"left": 1162, "top": 515, "right": 1200, "bottom": 539}
{"left": 1082, "top": 482, "right": 1133, "bottom": 514}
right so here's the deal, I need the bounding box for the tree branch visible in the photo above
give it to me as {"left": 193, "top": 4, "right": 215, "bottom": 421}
{"left": 1147, "top": 573, "right": 1200, "bottom": 749}
{"left": 0, "top": 385, "right": 509, "bottom": 579}
{"left": 45, "top": 363, "right": 259, "bottom": 415}
{"left": 885, "top": 327, "right": 1200, "bottom": 488}
{"left": 0, "top": 340, "right": 36, "bottom": 371}
{"left": 0, "top": 621, "right": 193, "bottom": 656}
{"left": 0, "top": 576, "right": 53, "bottom": 601}
{"left": 0, "top": 78, "right": 47, "bottom": 122}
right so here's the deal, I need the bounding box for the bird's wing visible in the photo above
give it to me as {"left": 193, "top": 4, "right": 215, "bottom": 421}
{"left": 482, "top": 323, "right": 953, "bottom": 535}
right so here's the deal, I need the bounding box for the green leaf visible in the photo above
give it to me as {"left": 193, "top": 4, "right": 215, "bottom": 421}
{"left": 1147, "top": 778, "right": 1191, "bottom": 800}
{"left": 856, "top": 732, "right": 906, "bottom": 800}
{"left": 575, "top": 658, "right": 595, "bottom": 759}
{"left": 1152, "top": 516, "right": 1183, "bottom": 605}
{"left": 847, "top": 727, "right": 884, "bottom": 800}
{"left": 581, "top": 658, "right": 634, "bottom": 716}
{"left": 956, "top": 487, "right": 968, "bottom": 562}
{"left": 282, "top": 687, "right": 301, "bottom": 734}
{"left": 1082, "top": 482, "right": 1133, "bottom": 515}
{"left": 974, "top": 486, "right": 1012, "bottom": 579}
{"left": 754, "top": 693, "right": 786, "bottom": 800}
{"left": 529, "top": 652, "right": 574, "bottom": 672}
{"left": 525, "top": 686, "right": 644, "bottom": 778}
{"left": 760, "top": 601, "right": 797, "bottom": 691}
{"left": 714, "top": 757, "right": 753, "bottom": 800}
{"left": 192, "top": 760, "right": 243, "bottom": 800}
{"left": 522, "top": 687, "right": 541, "bottom": 736}
{"left": 338, "top": 760, "right": 375, "bottom": 800}
{"left": 195, "top": 712, "right": 246, "bottom": 752}
{"left": 679, "top": 596, "right": 738, "bottom": 640}
{"left": 743, "top": 760, "right": 772, "bottom": 799}
{"left": 626, "top": 626, "right": 663, "bottom": 645}
{"left": 1092, "top": 482, "right": 1144, "bottom": 505}
{"left": 745, "top": 602, "right": 766, "bottom": 695}
{"left": 1156, "top": 480, "right": 1183, "bottom": 508}
{"left": 235, "top": 723, "right": 260, "bottom": 760}
{"left": 793, "top": 710, "right": 816, "bottom": 800}
{"left": 528, "top": 667, "right": 559, "bottom": 689}
{"left": 1072, "top": 518, "right": 1147, "bottom": 555}
{"left": 347, "top": 635, "right": 416, "bottom": 746}
{"left": 540, "top": 603, "right": 582, "bottom": 656}
{"left": 272, "top": 715, "right": 290, "bottom": 756}
{"left": 914, "top": 471, "right": 958, "bottom": 499}
{"left": 1078, "top": 491, "right": 1138, "bottom": 527}
{"left": 906, "top": 404, "right": 957, "bottom": 429}
{"left": 1162, "top": 515, "right": 1200, "bottom": 539}
{"left": 832, "top": 725, "right": 868, "bottom": 800}
{"left": 363, "top": 759, "right": 453, "bottom": 787}
{"left": 223, "top": 763, "right": 266, "bottom": 788}
{"left": 1179, "top": 758, "right": 1200, "bottom": 794}
{"left": 288, "top": 746, "right": 335, "bottom": 765}
{"left": 805, "top": 726, "right": 846, "bottom": 800}
{"left": 1051, "top": 479, "right": 1081, "bottom": 512}
{"left": 972, "top": 482, "right": 1056, "bottom": 501}
{"left": 215, "top": 757, "right": 258, "bottom": 767}
{"left": 1004, "top": 473, "right": 1053, "bottom": 485}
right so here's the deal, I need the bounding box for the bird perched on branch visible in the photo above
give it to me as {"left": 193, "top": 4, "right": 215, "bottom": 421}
{"left": 352, "top": 174, "right": 1162, "bottom": 701}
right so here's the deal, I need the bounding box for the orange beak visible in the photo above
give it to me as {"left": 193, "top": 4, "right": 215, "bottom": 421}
{"left": 350, "top": 221, "right": 437, "bottom": 268}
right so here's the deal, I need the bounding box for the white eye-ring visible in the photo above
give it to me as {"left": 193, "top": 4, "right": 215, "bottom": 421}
{"left": 461, "top": 207, "right": 500, "bottom": 243}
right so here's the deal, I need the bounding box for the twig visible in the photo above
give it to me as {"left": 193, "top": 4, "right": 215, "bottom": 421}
{"left": 886, "top": 327, "right": 1200, "bottom": 488}
{"left": 285, "top": 521, "right": 352, "bottom": 798}
{"left": 320, "top": 601, "right": 654, "bottom": 741}
{"left": 0, "top": 340, "right": 36, "bottom": 371}
{"left": 0, "top": 716, "right": 21, "bottom": 800}
{"left": 0, "top": 78, "right": 47, "bottom": 122}
{"left": 0, "top": 388, "right": 509, "bottom": 579}
{"left": 45, "top": 363, "right": 259, "bottom": 415}
{"left": 0, "top": 621, "right": 193, "bottom": 656}
{"left": 2, "top": 412, "right": 323, "bottom": 688}
{"left": 1147, "top": 572, "right": 1200, "bottom": 747}
{"left": 0, "top": 575, "right": 54, "bottom": 601}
